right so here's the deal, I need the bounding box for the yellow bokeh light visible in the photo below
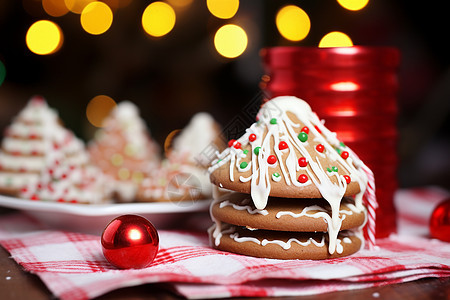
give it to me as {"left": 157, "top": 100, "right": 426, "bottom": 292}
{"left": 337, "top": 0, "right": 369, "bottom": 11}
{"left": 26, "top": 20, "right": 63, "bottom": 55}
{"left": 64, "top": 0, "right": 95, "bottom": 14}
{"left": 42, "top": 0, "right": 70, "bottom": 17}
{"left": 214, "top": 24, "right": 248, "bottom": 58}
{"left": 80, "top": 2, "right": 113, "bottom": 35}
{"left": 86, "top": 95, "right": 117, "bottom": 127}
{"left": 142, "top": 2, "right": 176, "bottom": 37}
{"left": 276, "top": 5, "right": 311, "bottom": 42}
{"left": 207, "top": 0, "right": 239, "bottom": 19}
{"left": 319, "top": 31, "right": 353, "bottom": 48}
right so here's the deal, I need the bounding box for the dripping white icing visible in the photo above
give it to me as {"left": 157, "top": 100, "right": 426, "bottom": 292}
{"left": 219, "top": 199, "right": 269, "bottom": 216}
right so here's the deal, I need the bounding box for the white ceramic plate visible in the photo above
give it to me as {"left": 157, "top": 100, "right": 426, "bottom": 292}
{"left": 0, "top": 195, "right": 211, "bottom": 235}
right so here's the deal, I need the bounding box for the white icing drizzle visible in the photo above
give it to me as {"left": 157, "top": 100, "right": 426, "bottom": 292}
{"left": 208, "top": 96, "right": 369, "bottom": 255}
{"left": 261, "top": 235, "right": 325, "bottom": 250}
{"left": 219, "top": 199, "right": 269, "bottom": 216}
{"left": 275, "top": 201, "right": 364, "bottom": 221}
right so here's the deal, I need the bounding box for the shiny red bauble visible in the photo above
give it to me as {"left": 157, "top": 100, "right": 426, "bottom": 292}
{"left": 429, "top": 198, "right": 450, "bottom": 242}
{"left": 101, "top": 215, "right": 159, "bottom": 269}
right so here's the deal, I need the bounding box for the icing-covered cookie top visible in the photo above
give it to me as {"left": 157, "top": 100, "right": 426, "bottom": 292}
{"left": 209, "top": 96, "right": 368, "bottom": 212}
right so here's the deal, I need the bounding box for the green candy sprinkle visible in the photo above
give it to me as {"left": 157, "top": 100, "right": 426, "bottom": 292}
{"left": 298, "top": 132, "right": 308, "bottom": 142}
{"left": 335, "top": 148, "right": 342, "bottom": 155}
{"left": 273, "top": 172, "right": 280, "bottom": 178}
{"left": 270, "top": 118, "right": 277, "bottom": 124}
{"left": 254, "top": 146, "right": 261, "bottom": 155}
{"left": 340, "top": 142, "right": 346, "bottom": 148}
{"left": 243, "top": 149, "right": 249, "bottom": 155}
{"left": 327, "top": 166, "right": 338, "bottom": 172}
{"left": 240, "top": 162, "right": 248, "bottom": 169}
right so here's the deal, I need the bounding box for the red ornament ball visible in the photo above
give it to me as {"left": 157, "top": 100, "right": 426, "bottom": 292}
{"left": 267, "top": 155, "right": 277, "bottom": 165}
{"left": 101, "top": 215, "right": 159, "bottom": 269}
{"left": 233, "top": 142, "right": 242, "bottom": 149}
{"left": 341, "top": 151, "right": 349, "bottom": 159}
{"left": 248, "top": 133, "right": 257, "bottom": 142}
{"left": 278, "top": 141, "right": 288, "bottom": 150}
{"left": 429, "top": 198, "right": 450, "bottom": 242}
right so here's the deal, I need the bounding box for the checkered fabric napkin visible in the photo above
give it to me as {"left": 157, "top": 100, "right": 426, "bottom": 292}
{"left": 0, "top": 187, "right": 449, "bottom": 300}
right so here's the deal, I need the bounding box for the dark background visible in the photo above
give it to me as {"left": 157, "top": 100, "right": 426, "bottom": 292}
{"left": 0, "top": 0, "right": 449, "bottom": 189}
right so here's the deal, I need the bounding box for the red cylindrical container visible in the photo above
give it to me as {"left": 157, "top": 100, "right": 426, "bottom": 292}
{"left": 261, "top": 46, "right": 400, "bottom": 238}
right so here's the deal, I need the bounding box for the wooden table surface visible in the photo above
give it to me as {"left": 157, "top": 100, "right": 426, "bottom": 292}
{"left": 0, "top": 207, "right": 449, "bottom": 300}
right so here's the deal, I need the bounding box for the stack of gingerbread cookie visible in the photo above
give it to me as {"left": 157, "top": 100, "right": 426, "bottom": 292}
{"left": 208, "top": 96, "right": 369, "bottom": 259}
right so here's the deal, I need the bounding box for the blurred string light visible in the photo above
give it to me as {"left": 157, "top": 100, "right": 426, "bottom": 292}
{"left": 319, "top": 31, "right": 353, "bottom": 47}
{"left": 42, "top": 0, "right": 70, "bottom": 17}
{"left": 214, "top": 24, "right": 247, "bottom": 58}
{"left": 167, "top": 0, "right": 193, "bottom": 9}
{"left": 102, "top": 0, "right": 133, "bottom": 11}
{"left": 142, "top": 1, "right": 176, "bottom": 37}
{"left": 86, "top": 95, "right": 117, "bottom": 127}
{"left": 80, "top": 2, "right": 113, "bottom": 35}
{"left": 26, "top": 20, "right": 63, "bottom": 55}
{"left": 337, "top": 0, "right": 369, "bottom": 11}
{"left": 207, "top": 0, "right": 239, "bottom": 19}
{"left": 64, "top": 0, "right": 95, "bottom": 14}
{"left": 0, "top": 60, "right": 6, "bottom": 86}
{"left": 276, "top": 5, "right": 310, "bottom": 42}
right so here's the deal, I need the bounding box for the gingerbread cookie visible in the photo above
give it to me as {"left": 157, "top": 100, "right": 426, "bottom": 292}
{"left": 211, "top": 192, "right": 366, "bottom": 232}
{"left": 208, "top": 96, "right": 371, "bottom": 259}
{"left": 209, "top": 223, "right": 363, "bottom": 260}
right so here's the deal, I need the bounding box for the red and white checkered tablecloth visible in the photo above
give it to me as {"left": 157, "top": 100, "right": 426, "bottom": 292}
{"left": 0, "top": 187, "right": 449, "bottom": 300}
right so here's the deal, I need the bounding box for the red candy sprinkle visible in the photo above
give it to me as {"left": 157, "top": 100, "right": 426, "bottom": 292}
{"left": 298, "top": 157, "right": 307, "bottom": 167}
{"left": 249, "top": 134, "right": 257, "bottom": 142}
{"left": 314, "top": 125, "right": 322, "bottom": 133}
{"left": 316, "top": 144, "right": 325, "bottom": 153}
{"left": 341, "top": 151, "right": 349, "bottom": 159}
{"left": 30, "top": 194, "right": 39, "bottom": 201}
{"left": 298, "top": 174, "right": 308, "bottom": 183}
{"left": 228, "top": 139, "right": 236, "bottom": 147}
{"left": 301, "top": 126, "right": 309, "bottom": 134}
{"left": 57, "top": 198, "right": 65, "bottom": 203}
{"left": 278, "top": 141, "right": 288, "bottom": 150}
{"left": 233, "top": 142, "right": 241, "bottom": 149}
{"left": 343, "top": 175, "right": 351, "bottom": 184}
{"left": 267, "top": 155, "right": 277, "bottom": 165}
